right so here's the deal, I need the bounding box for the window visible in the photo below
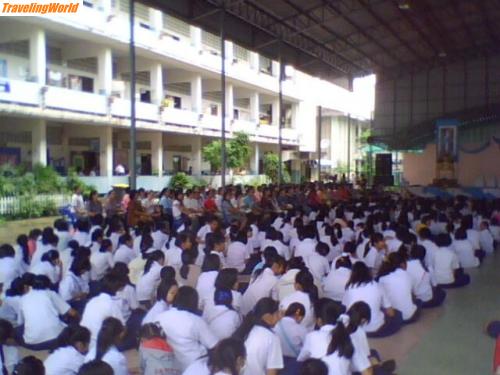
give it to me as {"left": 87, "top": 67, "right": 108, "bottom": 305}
{"left": 210, "top": 104, "right": 218, "bottom": 116}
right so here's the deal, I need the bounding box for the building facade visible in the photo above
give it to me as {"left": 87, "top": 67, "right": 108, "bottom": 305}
{"left": 0, "top": 1, "right": 372, "bottom": 192}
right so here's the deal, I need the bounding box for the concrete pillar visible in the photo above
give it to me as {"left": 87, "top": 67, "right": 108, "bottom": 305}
{"left": 251, "top": 143, "right": 260, "bottom": 175}
{"left": 151, "top": 132, "right": 163, "bottom": 176}
{"left": 291, "top": 103, "right": 298, "bottom": 129}
{"left": 272, "top": 60, "right": 280, "bottom": 78}
{"left": 150, "top": 63, "right": 163, "bottom": 106}
{"left": 250, "top": 52, "right": 259, "bottom": 71}
{"left": 61, "top": 125, "right": 70, "bottom": 172}
{"left": 225, "top": 41, "right": 234, "bottom": 62}
{"left": 29, "top": 29, "right": 46, "bottom": 85}
{"left": 99, "top": 126, "right": 113, "bottom": 177}
{"left": 32, "top": 120, "right": 47, "bottom": 167}
{"left": 191, "top": 136, "right": 202, "bottom": 175}
{"left": 97, "top": 48, "right": 113, "bottom": 95}
{"left": 149, "top": 8, "right": 163, "bottom": 35}
{"left": 190, "top": 26, "right": 202, "bottom": 50}
{"left": 250, "top": 92, "right": 260, "bottom": 123}
{"left": 225, "top": 83, "right": 234, "bottom": 119}
{"left": 191, "top": 75, "right": 202, "bottom": 113}
{"left": 272, "top": 98, "right": 280, "bottom": 126}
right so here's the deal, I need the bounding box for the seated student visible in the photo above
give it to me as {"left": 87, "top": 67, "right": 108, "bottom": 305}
{"left": 0, "top": 277, "right": 27, "bottom": 327}
{"left": 280, "top": 270, "right": 317, "bottom": 331}
{"left": 233, "top": 297, "right": 284, "bottom": 375}
{"left": 12, "top": 356, "right": 45, "bottom": 375}
{"left": 30, "top": 249, "right": 62, "bottom": 287}
{"left": 44, "top": 325, "right": 91, "bottom": 375}
{"left": 306, "top": 242, "right": 330, "bottom": 282}
{"left": 274, "top": 302, "right": 307, "bottom": 374}
{"left": 203, "top": 268, "right": 242, "bottom": 313}
{"left": 226, "top": 227, "right": 252, "bottom": 273}
{"left": 142, "top": 278, "right": 178, "bottom": 325}
{"left": 54, "top": 218, "right": 72, "bottom": 253}
{"left": 113, "top": 233, "right": 135, "bottom": 265}
{"left": 417, "top": 228, "right": 439, "bottom": 270}
{"left": 14, "top": 235, "right": 30, "bottom": 275}
{"left": 206, "top": 232, "right": 227, "bottom": 269}
{"left": 136, "top": 250, "right": 165, "bottom": 307}
{"left": 479, "top": 221, "right": 495, "bottom": 255}
{"left": 297, "top": 298, "right": 343, "bottom": 361}
{"left": 152, "top": 221, "right": 170, "bottom": 250}
{"left": 0, "top": 319, "right": 19, "bottom": 374}
{"left": 60, "top": 240, "right": 80, "bottom": 277}
{"left": 18, "top": 275, "right": 77, "bottom": 350}
{"left": 80, "top": 274, "right": 125, "bottom": 345}
{"left": 176, "top": 248, "right": 201, "bottom": 288}
{"left": 241, "top": 255, "right": 286, "bottom": 316}
{"left": 196, "top": 254, "right": 221, "bottom": 308}
{"left": 361, "top": 233, "right": 386, "bottom": 274}
{"left": 163, "top": 232, "right": 193, "bottom": 270}
{"left": 89, "top": 229, "right": 104, "bottom": 254}
{"left": 32, "top": 228, "right": 59, "bottom": 266}
{"left": 156, "top": 286, "right": 218, "bottom": 371}
{"left": 276, "top": 257, "right": 308, "bottom": 303}
{"left": 321, "top": 225, "right": 343, "bottom": 263}
{"left": 323, "top": 256, "right": 352, "bottom": 302}
{"left": 251, "top": 246, "right": 279, "bottom": 281}
{"left": 203, "top": 288, "right": 241, "bottom": 340}
{"left": 407, "top": 245, "right": 446, "bottom": 308}
{"left": 342, "top": 262, "right": 402, "bottom": 338}
{"left": 84, "top": 317, "right": 128, "bottom": 375}
{"left": 320, "top": 316, "right": 354, "bottom": 375}
{"left": 295, "top": 225, "right": 318, "bottom": 262}
{"left": 73, "top": 219, "right": 91, "bottom": 247}
{"left": 77, "top": 360, "right": 113, "bottom": 375}
{"left": 261, "top": 228, "right": 290, "bottom": 261}
{"left": 139, "top": 323, "right": 180, "bottom": 375}
{"left": 128, "top": 237, "right": 153, "bottom": 286}
{"left": 0, "top": 245, "right": 22, "bottom": 292}
{"left": 90, "top": 239, "right": 114, "bottom": 282}
{"left": 453, "top": 227, "right": 481, "bottom": 267}
{"left": 377, "top": 253, "right": 419, "bottom": 324}
{"left": 59, "top": 256, "right": 91, "bottom": 313}
{"left": 299, "top": 358, "right": 328, "bottom": 375}
{"left": 432, "top": 234, "right": 470, "bottom": 288}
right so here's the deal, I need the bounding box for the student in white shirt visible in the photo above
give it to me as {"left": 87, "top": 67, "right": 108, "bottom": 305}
{"left": 294, "top": 226, "right": 317, "bottom": 262}
{"left": 453, "top": 227, "right": 481, "bottom": 268}
{"left": 156, "top": 286, "right": 218, "bottom": 371}
{"left": 418, "top": 228, "right": 439, "bottom": 269}
{"left": 233, "top": 297, "right": 284, "bottom": 375}
{"left": 408, "top": 245, "right": 446, "bottom": 308}
{"left": 14, "top": 235, "right": 31, "bottom": 275}
{"left": 377, "top": 253, "right": 419, "bottom": 324}
{"left": 164, "top": 232, "right": 192, "bottom": 269}
{"left": 479, "top": 221, "right": 495, "bottom": 255}
{"left": 306, "top": 242, "right": 330, "bottom": 282}
{"left": 90, "top": 239, "right": 114, "bottom": 282}
{"left": 113, "top": 233, "right": 135, "bottom": 265}
{"left": 320, "top": 317, "right": 353, "bottom": 375}
{"left": 152, "top": 221, "right": 170, "bottom": 250}
{"left": 361, "top": 233, "right": 386, "bottom": 273}
{"left": 30, "top": 249, "right": 63, "bottom": 287}
{"left": 280, "top": 270, "right": 317, "bottom": 331}
{"left": 136, "top": 250, "right": 165, "bottom": 306}
{"left": 275, "top": 257, "right": 307, "bottom": 303}
{"left": 59, "top": 256, "right": 91, "bottom": 312}
{"left": 321, "top": 226, "right": 342, "bottom": 263}
{"left": 44, "top": 325, "right": 91, "bottom": 375}
{"left": 0, "top": 245, "right": 21, "bottom": 292}
{"left": 54, "top": 219, "right": 72, "bottom": 254}
{"left": 142, "top": 278, "right": 178, "bottom": 325}
{"left": 196, "top": 254, "right": 221, "bottom": 309}
{"left": 203, "top": 288, "right": 241, "bottom": 340}
{"left": 274, "top": 302, "right": 307, "bottom": 373}
{"left": 342, "top": 262, "right": 402, "bottom": 338}
{"left": 206, "top": 232, "right": 227, "bottom": 269}
{"left": 299, "top": 359, "right": 328, "bottom": 375}
{"left": 323, "top": 256, "right": 352, "bottom": 302}
{"left": 226, "top": 227, "right": 252, "bottom": 272}
{"left": 18, "top": 275, "right": 77, "bottom": 350}
{"left": 89, "top": 229, "right": 104, "bottom": 254}
{"left": 241, "top": 255, "right": 286, "bottom": 315}
{"left": 72, "top": 219, "right": 91, "bottom": 247}
{"left": 203, "top": 338, "right": 247, "bottom": 375}
{"left": 433, "top": 234, "right": 470, "bottom": 288}
{"left": 84, "top": 317, "right": 128, "bottom": 375}
{"left": 31, "top": 229, "right": 59, "bottom": 266}
{"left": 0, "top": 319, "right": 19, "bottom": 375}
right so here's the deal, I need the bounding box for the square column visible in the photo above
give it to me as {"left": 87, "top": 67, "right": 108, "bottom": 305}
{"left": 32, "top": 120, "right": 47, "bottom": 167}
{"left": 225, "top": 41, "right": 234, "bottom": 62}
{"left": 151, "top": 132, "right": 163, "bottom": 176}
{"left": 250, "top": 92, "right": 260, "bottom": 123}
{"left": 251, "top": 143, "right": 260, "bottom": 174}
{"left": 97, "top": 48, "right": 113, "bottom": 95}
{"left": 190, "top": 26, "right": 202, "bottom": 50}
{"left": 191, "top": 136, "right": 202, "bottom": 176}
{"left": 99, "top": 126, "right": 113, "bottom": 177}
{"left": 61, "top": 125, "right": 70, "bottom": 172}
{"left": 150, "top": 63, "right": 163, "bottom": 106}
{"left": 149, "top": 8, "right": 163, "bottom": 35}
{"left": 272, "top": 98, "right": 280, "bottom": 126}
{"left": 225, "top": 83, "right": 234, "bottom": 119}
{"left": 101, "top": 0, "right": 112, "bottom": 17}
{"left": 250, "top": 52, "right": 259, "bottom": 71}
{"left": 191, "top": 75, "right": 202, "bottom": 113}
{"left": 272, "top": 60, "right": 280, "bottom": 78}
{"left": 29, "top": 29, "right": 46, "bottom": 85}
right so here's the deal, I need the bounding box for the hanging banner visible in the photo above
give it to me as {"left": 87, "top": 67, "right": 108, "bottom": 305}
{"left": 436, "top": 119, "right": 459, "bottom": 162}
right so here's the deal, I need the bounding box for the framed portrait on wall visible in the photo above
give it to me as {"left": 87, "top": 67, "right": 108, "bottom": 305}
{"left": 436, "top": 119, "right": 459, "bottom": 161}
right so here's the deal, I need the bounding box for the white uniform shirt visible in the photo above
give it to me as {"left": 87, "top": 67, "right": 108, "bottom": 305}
{"left": 295, "top": 238, "right": 317, "bottom": 261}
{"left": 172, "top": 200, "right": 182, "bottom": 219}
{"left": 202, "top": 304, "right": 241, "bottom": 340}
{"left": 72, "top": 232, "right": 90, "bottom": 247}
{"left": 432, "top": 247, "right": 460, "bottom": 285}
{"left": 243, "top": 325, "right": 284, "bottom": 375}
{"left": 156, "top": 308, "right": 218, "bottom": 371}
{"left": 152, "top": 230, "right": 169, "bottom": 250}
{"left": 90, "top": 251, "right": 114, "bottom": 281}
{"left": 453, "top": 239, "right": 479, "bottom": 268}
{"left": 297, "top": 324, "right": 335, "bottom": 361}
{"left": 406, "top": 260, "right": 433, "bottom": 302}
{"left": 136, "top": 261, "right": 163, "bottom": 302}
{"left": 142, "top": 300, "right": 169, "bottom": 325}
{"left": 226, "top": 241, "right": 251, "bottom": 272}
{"left": 116, "top": 283, "right": 139, "bottom": 321}
{"left": 480, "top": 229, "right": 494, "bottom": 254}
{"left": 322, "top": 351, "right": 351, "bottom": 375}
{"left": 31, "top": 261, "right": 60, "bottom": 285}
{"left": 0, "top": 257, "right": 20, "bottom": 290}
{"left": 467, "top": 229, "right": 480, "bottom": 250}
{"left": 306, "top": 253, "right": 330, "bottom": 282}
{"left": 350, "top": 326, "right": 372, "bottom": 372}
{"left": 85, "top": 346, "right": 128, "bottom": 375}
{"left": 241, "top": 268, "right": 279, "bottom": 315}
{"left": 114, "top": 244, "right": 136, "bottom": 265}
{"left": 19, "top": 290, "right": 70, "bottom": 344}
{"left": 196, "top": 271, "right": 218, "bottom": 308}
{"left": 44, "top": 346, "right": 84, "bottom": 375}
{"left": 274, "top": 316, "right": 307, "bottom": 358}
{"left": 164, "top": 245, "right": 183, "bottom": 269}
{"left": 419, "top": 239, "right": 439, "bottom": 269}
{"left": 280, "top": 291, "right": 315, "bottom": 331}
{"left": 379, "top": 269, "right": 417, "bottom": 320}
{"left": 0, "top": 345, "right": 18, "bottom": 374}
{"left": 80, "top": 293, "right": 125, "bottom": 344}
{"left": 59, "top": 271, "right": 89, "bottom": 301}
{"left": 342, "top": 281, "right": 391, "bottom": 333}
{"left": 322, "top": 267, "right": 351, "bottom": 302}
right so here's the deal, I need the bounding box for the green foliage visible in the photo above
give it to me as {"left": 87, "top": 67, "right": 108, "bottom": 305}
{"left": 33, "top": 164, "right": 65, "bottom": 194}
{"left": 169, "top": 172, "right": 192, "bottom": 190}
{"left": 263, "top": 152, "right": 290, "bottom": 184}
{"left": 202, "top": 132, "right": 251, "bottom": 172}
{"left": 67, "top": 168, "right": 95, "bottom": 196}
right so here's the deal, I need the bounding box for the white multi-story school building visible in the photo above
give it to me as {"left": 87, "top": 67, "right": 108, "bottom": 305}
{"left": 0, "top": 1, "right": 372, "bottom": 192}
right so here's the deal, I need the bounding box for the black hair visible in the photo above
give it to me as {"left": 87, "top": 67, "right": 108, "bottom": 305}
{"left": 314, "top": 298, "right": 343, "bottom": 326}
{"left": 295, "top": 270, "right": 318, "bottom": 303}
{"left": 118, "top": 233, "right": 133, "bottom": 245}
{"left": 140, "top": 323, "right": 164, "bottom": 340}
{"left": 0, "top": 244, "right": 15, "bottom": 258}
{"left": 214, "top": 288, "right": 233, "bottom": 309}
{"left": 12, "top": 356, "right": 45, "bottom": 375}
{"left": 90, "top": 214, "right": 104, "bottom": 227}
{"left": 91, "top": 229, "right": 104, "bottom": 243}
{"left": 54, "top": 218, "right": 69, "bottom": 232}
{"left": 364, "top": 232, "right": 383, "bottom": 258}
{"left": 41, "top": 249, "right": 59, "bottom": 264}
{"left": 70, "top": 256, "right": 91, "bottom": 276}
{"left": 56, "top": 325, "right": 91, "bottom": 349}
{"left": 95, "top": 317, "right": 124, "bottom": 361}
{"left": 28, "top": 229, "right": 42, "bottom": 241}
{"left": 180, "top": 248, "right": 199, "bottom": 280}
{"left": 410, "top": 244, "right": 428, "bottom": 272}
{"left": 0, "top": 318, "right": 14, "bottom": 344}
{"left": 346, "top": 301, "right": 371, "bottom": 333}
{"left": 315, "top": 242, "right": 330, "bottom": 257}
{"left": 419, "top": 227, "right": 432, "bottom": 239}
{"left": 16, "top": 234, "right": 30, "bottom": 265}
{"left": 100, "top": 274, "right": 125, "bottom": 296}
{"left": 284, "top": 302, "right": 306, "bottom": 318}
{"left": 208, "top": 338, "right": 246, "bottom": 375}
{"left": 299, "top": 358, "right": 328, "bottom": 375}
{"left": 156, "top": 278, "right": 178, "bottom": 302}
{"left": 327, "top": 319, "right": 354, "bottom": 359}
{"left": 343, "top": 241, "right": 356, "bottom": 255}
{"left": 287, "top": 257, "right": 306, "bottom": 271}
{"left": 99, "top": 239, "right": 113, "bottom": 253}
{"left": 346, "top": 262, "right": 373, "bottom": 289}
{"left": 144, "top": 250, "right": 164, "bottom": 275}
{"left": 215, "top": 268, "right": 238, "bottom": 291}
{"left": 160, "top": 266, "right": 176, "bottom": 282}
{"left": 454, "top": 227, "right": 467, "bottom": 240}
{"left": 172, "top": 286, "right": 199, "bottom": 314}
{"left": 175, "top": 232, "right": 191, "bottom": 248}
{"left": 435, "top": 233, "right": 452, "bottom": 247}
{"left": 77, "top": 360, "right": 113, "bottom": 375}
{"left": 32, "top": 275, "right": 52, "bottom": 290}
{"left": 233, "top": 297, "right": 279, "bottom": 341}
{"left": 201, "top": 254, "right": 221, "bottom": 272}
{"left": 335, "top": 256, "right": 352, "bottom": 270}
{"left": 6, "top": 277, "right": 26, "bottom": 297}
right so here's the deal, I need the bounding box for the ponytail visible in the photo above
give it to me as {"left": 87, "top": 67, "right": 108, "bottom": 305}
{"left": 208, "top": 338, "right": 246, "bottom": 375}
{"left": 180, "top": 248, "right": 198, "bottom": 280}
{"left": 295, "top": 270, "right": 318, "bottom": 304}
{"left": 327, "top": 315, "right": 354, "bottom": 359}
{"left": 346, "top": 302, "right": 371, "bottom": 334}
{"left": 16, "top": 235, "right": 30, "bottom": 265}
{"left": 96, "top": 318, "right": 123, "bottom": 360}
{"left": 233, "top": 297, "right": 278, "bottom": 341}
{"left": 56, "top": 325, "right": 90, "bottom": 349}
{"left": 143, "top": 250, "right": 164, "bottom": 275}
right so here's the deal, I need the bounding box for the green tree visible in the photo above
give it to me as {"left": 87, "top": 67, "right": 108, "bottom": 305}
{"left": 202, "top": 131, "right": 251, "bottom": 173}
{"left": 202, "top": 140, "right": 222, "bottom": 172}
{"left": 263, "top": 152, "right": 291, "bottom": 184}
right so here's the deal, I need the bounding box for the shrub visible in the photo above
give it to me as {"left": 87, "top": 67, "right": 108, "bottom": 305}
{"left": 169, "top": 172, "right": 192, "bottom": 190}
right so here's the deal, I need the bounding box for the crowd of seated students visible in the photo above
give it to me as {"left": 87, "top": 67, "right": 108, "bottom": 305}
{"left": 0, "top": 182, "right": 499, "bottom": 375}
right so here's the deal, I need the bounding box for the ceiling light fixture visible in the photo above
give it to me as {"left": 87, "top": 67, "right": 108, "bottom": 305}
{"left": 398, "top": 1, "right": 411, "bottom": 10}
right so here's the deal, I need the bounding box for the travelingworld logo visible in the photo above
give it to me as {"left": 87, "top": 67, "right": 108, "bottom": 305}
{"left": 1, "top": 0, "right": 82, "bottom": 15}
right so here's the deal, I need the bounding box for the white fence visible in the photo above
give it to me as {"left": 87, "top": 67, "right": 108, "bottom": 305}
{"left": 0, "top": 194, "right": 71, "bottom": 216}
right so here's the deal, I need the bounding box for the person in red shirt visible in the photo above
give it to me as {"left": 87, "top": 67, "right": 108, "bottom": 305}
{"left": 204, "top": 189, "right": 219, "bottom": 213}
